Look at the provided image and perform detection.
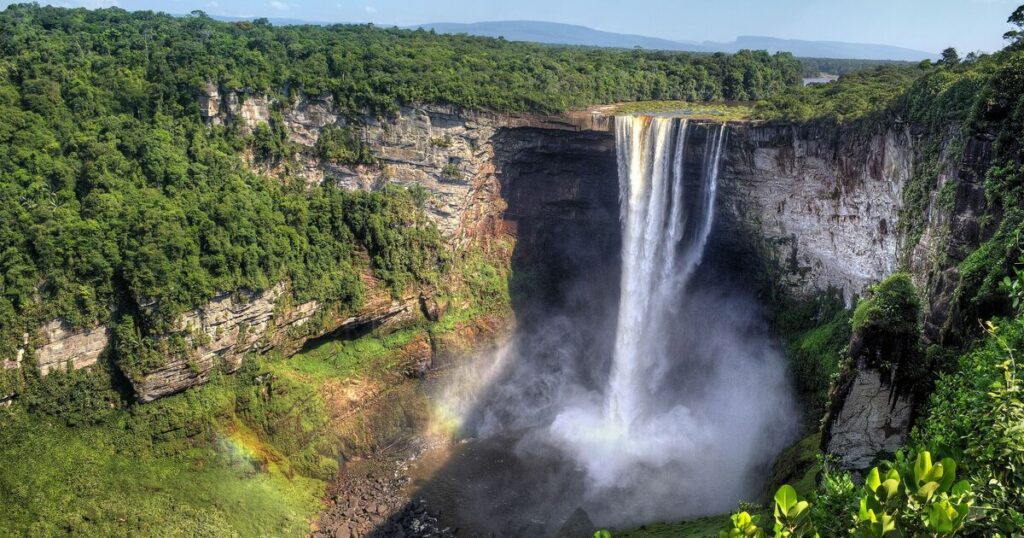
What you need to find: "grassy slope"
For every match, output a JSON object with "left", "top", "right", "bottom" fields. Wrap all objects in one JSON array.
[
  {"left": 0, "top": 386, "right": 324, "bottom": 537},
  {"left": 0, "top": 244, "right": 511, "bottom": 536},
  {"left": 613, "top": 514, "right": 757, "bottom": 538},
  {"left": 0, "top": 322, "right": 450, "bottom": 536}
]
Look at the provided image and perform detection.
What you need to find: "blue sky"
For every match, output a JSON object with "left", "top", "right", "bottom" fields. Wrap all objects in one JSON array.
[{"left": 6, "top": 0, "right": 1021, "bottom": 53}]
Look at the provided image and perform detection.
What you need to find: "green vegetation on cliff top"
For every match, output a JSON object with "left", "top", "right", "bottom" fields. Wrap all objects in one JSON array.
[
  {"left": 0, "top": 2, "right": 800, "bottom": 376},
  {"left": 613, "top": 101, "right": 755, "bottom": 121}
]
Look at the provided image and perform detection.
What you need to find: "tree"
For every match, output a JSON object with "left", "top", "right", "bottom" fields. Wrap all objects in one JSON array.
[
  {"left": 1005, "top": 5, "right": 1024, "bottom": 48},
  {"left": 938, "top": 47, "right": 960, "bottom": 67}
]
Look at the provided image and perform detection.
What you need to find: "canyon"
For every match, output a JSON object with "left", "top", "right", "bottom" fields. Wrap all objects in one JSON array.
[{"left": 3, "top": 85, "right": 989, "bottom": 497}]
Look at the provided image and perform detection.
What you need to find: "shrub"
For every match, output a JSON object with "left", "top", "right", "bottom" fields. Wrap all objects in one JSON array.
[
  {"left": 916, "top": 318, "right": 1024, "bottom": 534},
  {"left": 723, "top": 452, "right": 972, "bottom": 537},
  {"left": 315, "top": 124, "right": 375, "bottom": 164},
  {"left": 809, "top": 468, "right": 857, "bottom": 536},
  {"left": 851, "top": 273, "right": 919, "bottom": 334},
  {"left": 441, "top": 163, "right": 462, "bottom": 180}
]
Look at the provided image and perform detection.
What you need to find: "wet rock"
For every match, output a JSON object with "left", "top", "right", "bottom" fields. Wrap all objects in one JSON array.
[
  {"left": 557, "top": 507, "right": 595, "bottom": 537},
  {"left": 824, "top": 361, "right": 913, "bottom": 472}
]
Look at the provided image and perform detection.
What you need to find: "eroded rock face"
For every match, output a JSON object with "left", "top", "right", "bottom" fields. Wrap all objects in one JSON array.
[
  {"left": 200, "top": 84, "right": 613, "bottom": 240},
  {"left": 492, "top": 126, "right": 620, "bottom": 314},
  {"left": 131, "top": 282, "right": 421, "bottom": 402},
  {"left": 717, "top": 123, "right": 912, "bottom": 302},
  {"left": 198, "top": 82, "right": 270, "bottom": 135},
  {"left": 824, "top": 360, "right": 913, "bottom": 472},
  {"left": 715, "top": 121, "right": 991, "bottom": 472},
  {"left": 35, "top": 320, "right": 111, "bottom": 375},
  {"left": 130, "top": 283, "right": 286, "bottom": 402}
]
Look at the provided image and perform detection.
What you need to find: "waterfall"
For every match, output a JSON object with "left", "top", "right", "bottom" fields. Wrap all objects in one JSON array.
[
  {"left": 606, "top": 116, "right": 725, "bottom": 428},
  {"left": 444, "top": 113, "right": 797, "bottom": 527}
]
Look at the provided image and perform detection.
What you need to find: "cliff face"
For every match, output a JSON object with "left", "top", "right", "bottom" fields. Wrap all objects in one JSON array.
[
  {"left": 716, "top": 120, "right": 992, "bottom": 473},
  {"left": 716, "top": 123, "right": 912, "bottom": 303},
  {"left": 10, "top": 87, "right": 987, "bottom": 443},
  {"left": 4, "top": 89, "right": 615, "bottom": 404},
  {"left": 131, "top": 282, "right": 421, "bottom": 402}
]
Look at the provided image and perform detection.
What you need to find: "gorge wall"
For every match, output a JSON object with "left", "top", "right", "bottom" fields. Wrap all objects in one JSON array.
[
  {"left": 715, "top": 123, "right": 912, "bottom": 303},
  {"left": 6, "top": 85, "right": 988, "bottom": 471},
  {"left": 1, "top": 89, "right": 618, "bottom": 405},
  {"left": 713, "top": 120, "right": 993, "bottom": 472}
]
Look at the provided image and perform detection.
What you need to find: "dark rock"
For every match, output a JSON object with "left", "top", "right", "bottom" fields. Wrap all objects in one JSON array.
[{"left": 557, "top": 507, "right": 595, "bottom": 537}]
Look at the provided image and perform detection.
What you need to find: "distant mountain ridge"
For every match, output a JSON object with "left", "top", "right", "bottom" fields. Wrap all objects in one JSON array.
[
  {"left": 409, "top": 20, "right": 717, "bottom": 53},
  {"left": 412, "top": 20, "right": 938, "bottom": 61}
]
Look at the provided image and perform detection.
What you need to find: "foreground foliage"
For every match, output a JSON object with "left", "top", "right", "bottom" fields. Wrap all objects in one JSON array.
[
  {"left": 720, "top": 452, "right": 973, "bottom": 538},
  {"left": 915, "top": 318, "right": 1024, "bottom": 534}
]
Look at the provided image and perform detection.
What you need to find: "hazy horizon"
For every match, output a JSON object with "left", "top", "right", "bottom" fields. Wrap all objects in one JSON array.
[{"left": 5, "top": 0, "right": 1020, "bottom": 55}]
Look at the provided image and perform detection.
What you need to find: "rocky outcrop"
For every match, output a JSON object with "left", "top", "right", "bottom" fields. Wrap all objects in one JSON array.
[
  {"left": 34, "top": 320, "right": 111, "bottom": 375},
  {"left": 130, "top": 283, "right": 288, "bottom": 402},
  {"left": 823, "top": 360, "right": 912, "bottom": 471},
  {"left": 200, "top": 85, "right": 613, "bottom": 241},
  {"left": 717, "top": 123, "right": 912, "bottom": 302},
  {"left": 131, "top": 282, "right": 422, "bottom": 402},
  {"left": 198, "top": 82, "right": 271, "bottom": 135},
  {"left": 287, "top": 99, "right": 504, "bottom": 238}
]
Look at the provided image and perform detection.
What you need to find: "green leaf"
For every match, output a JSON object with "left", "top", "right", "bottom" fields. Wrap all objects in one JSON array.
[
  {"left": 865, "top": 467, "right": 882, "bottom": 492},
  {"left": 927, "top": 501, "right": 954, "bottom": 532},
  {"left": 950, "top": 480, "right": 972, "bottom": 496},
  {"left": 916, "top": 480, "right": 940, "bottom": 501},
  {"left": 880, "top": 478, "right": 901, "bottom": 501},
  {"left": 914, "top": 451, "right": 933, "bottom": 485},
  {"left": 938, "top": 458, "right": 957, "bottom": 492},
  {"left": 775, "top": 484, "right": 798, "bottom": 513}
]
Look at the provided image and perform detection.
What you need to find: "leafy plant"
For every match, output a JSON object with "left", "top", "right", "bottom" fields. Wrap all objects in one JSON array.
[
  {"left": 720, "top": 511, "right": 766, "bottom": 538},
  {"left": 441, "top": 162, "right": 462, "bottom": 180},
  {"left": 315, "top": 124, "right": 375, "bottom": 164},
  {"left": 725, "top": 454, "right": 971, "bottom": 538},
  {"left": 773, "top": 485, "right": 818, "bottom": 538},
  {"left": 999, "top": 259, "right": 1024, "bottom": 311},
  {"left": 721, "top": 486, "right": 817, "bottom": 538},
  {"left": 810, "top": 467, "right": 858, "bottom": 536},
  {"left": 854, "top": 451, "right": 973, "bottom": 537}
]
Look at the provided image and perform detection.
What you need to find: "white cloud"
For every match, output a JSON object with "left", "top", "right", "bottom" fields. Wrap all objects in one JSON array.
[
  {"left": 270, "top": 0, "right": 289, "bottom": 10},
  {"left": 364, "top": 5, "right": 376, "bottom": 13}
]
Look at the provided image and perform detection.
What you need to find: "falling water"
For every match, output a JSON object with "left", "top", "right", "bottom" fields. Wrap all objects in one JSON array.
[
  {"left": 438, "top": 114, "right": 797, "bottom": 529},
  {"left": 607, "top": 116, "right": 725, "bottom": 427}
]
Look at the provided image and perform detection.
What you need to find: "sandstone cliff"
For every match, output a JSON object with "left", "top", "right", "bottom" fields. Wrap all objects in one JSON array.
[
  {"left": 131, "top": 281, "right": 421, "bottom": 402},
  {"left": 718, "top": 123, "right": 911, "bottom": 303},
  {"left": 3, "top": 88, "right": 614, "bottom": 404},
  {"left": 8, "top": 86, "right": 985, "bottom": 434}
]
